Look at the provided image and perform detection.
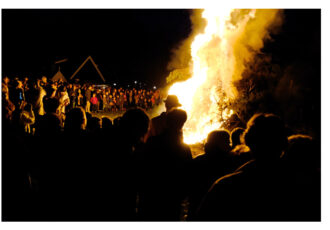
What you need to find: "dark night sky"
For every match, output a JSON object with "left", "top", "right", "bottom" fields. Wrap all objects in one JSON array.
[
  {"left": 2, "top": 9, "right": 320, "bottom": 89},
  {"left": 2, "top": 9, "right": 192, "bottom": 87}
]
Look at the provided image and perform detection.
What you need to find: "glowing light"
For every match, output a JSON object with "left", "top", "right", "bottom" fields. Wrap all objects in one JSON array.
[{"left": 168, "top": 9, "right": 281, "bottom": 144}]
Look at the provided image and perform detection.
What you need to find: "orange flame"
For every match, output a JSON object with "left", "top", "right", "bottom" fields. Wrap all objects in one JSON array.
[{"left": 168, "top": 9, "right": 282, "bottom": 144}]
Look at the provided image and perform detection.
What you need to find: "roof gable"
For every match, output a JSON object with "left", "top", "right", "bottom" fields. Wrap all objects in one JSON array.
[{"left": 70, "top": 56, "right": 106, "bottom": 83}]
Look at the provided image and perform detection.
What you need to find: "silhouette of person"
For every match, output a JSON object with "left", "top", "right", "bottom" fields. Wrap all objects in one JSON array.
[
  {"left": 96, "top": 108, "right": 150, "bottom": 220},
  {"left": 19, "top": 102, "right": 35, "bottom": 134},
  {"left": 189, "top": 130, "right": 233, "bottom": 219},
  {"left": 230, "top": 127, "right": 245, "bottom": 148},
  {"left": 139, "top": 108, "right": 192, "bottom": 221},
  {"left": 229, "top": 127, "right": 253, "bottom": 169},
  {"left": 197, "top": 113, "right": 289, "bottom": 221},
  {"left": 146, "top": 94, "right": 182, "bottom": 140},
  {"left": 280, "top": 134, "right": 320, "bottom": 220}
]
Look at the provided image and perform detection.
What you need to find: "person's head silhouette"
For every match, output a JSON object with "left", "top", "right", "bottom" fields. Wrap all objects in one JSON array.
[
  {"left": 243, "top": 113, "right": 288, "bottom": 161},
  {"left": 164, "top": 95, "right": 182, "bottom": 111}
]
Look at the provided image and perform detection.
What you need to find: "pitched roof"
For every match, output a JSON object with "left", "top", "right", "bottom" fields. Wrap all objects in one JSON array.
[
  {"left": 51, "top": 68, "right": 67, "bottom": 82},
  {"left": 70, "top": 56, "right": 106, "bottom": 83}
]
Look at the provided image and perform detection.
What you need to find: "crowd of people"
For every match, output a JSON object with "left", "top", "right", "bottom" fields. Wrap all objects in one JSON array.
[
  {"left": 3, "top": 76, "right": 162, "bottom": 124},
  {"left": 2, "top": 76, "right": 320, "bottom": 221}
]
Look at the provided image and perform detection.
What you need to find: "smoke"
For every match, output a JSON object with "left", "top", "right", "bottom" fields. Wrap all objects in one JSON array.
[
  {"left": 147, "top": 102, "right": 166, "bottom": 118},
  {"left": 147, "top": 85, "right": 171, "bottom": 118},
  {"left": 166, "top": 10, "right": 206, "bottom": 74},
  {"left": 231, "top": 9, "right": 284, "bottom": 87},
  {"left": 166, "top": 9, "right": 284, "bottom": 99}
]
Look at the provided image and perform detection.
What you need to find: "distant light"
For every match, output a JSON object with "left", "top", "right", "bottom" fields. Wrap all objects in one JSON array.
[
  {"left": 128, "top": 85, "right": 130, "bottom": 87},
  {"left": 113, "top": 83, "right": 117, "bottom": 86},
  {"left": 134, "top": 81, "right": 137, "bottom": 84},
  {"left": 153, "top": 86, "right": 157, "bottom": 90}
]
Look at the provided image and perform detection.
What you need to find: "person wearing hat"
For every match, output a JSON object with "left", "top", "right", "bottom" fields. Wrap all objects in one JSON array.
[
  {"left": 145, "top": 94, "right": 182, "bottom": 141},
  {"left": 163, "top": 95, "right": 182, "bottom": 109}
]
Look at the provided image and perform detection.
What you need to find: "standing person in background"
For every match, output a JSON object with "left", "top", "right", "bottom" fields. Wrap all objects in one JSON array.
[
  {"left": 2, "top": 88, "right": 15, "bottom": 123},
  {"left": 80, "top": 84, "right": 87, "bottom": 108},
  {"left": 57, "top": 86, "right": 70, "bottom": 121},
  {"left": 154, "top": 90, "right": 161, "bottom": 105},
  {"left": 2, "top": 76, "right": 10, "bottom": 97},
  {"left": 108, "top": 95, "right": 114, "bottom": 112},
  {"left": 34, "top": 79, "right": 47, "bottom": 116},
  {"left": 77, "top": 89, "right": 84, "bottom": 107},
  {"left": 151, "top": 94, "right": 155, "bottom": 108},
  {"left": 128, "top": 89, "right": 133, "bottom": 108},
  {"left": 85, "top": 85, "right": 92, "bottom": 113},
  {"left": 23, "top": 77, "right": 29, "bottom": 93},
  {"left": 143, "top": 98, "right": 148, "bottom": 110},
  {"left": 19, "top": 103, "right": 35, "bottom": 135},
  {"left": 134, "top": 92, "right": 139, "bottom": 107},
  {"left": 40, "top": 76, "right": 48, "bottom": 87},
  {"left": 102, "top": 91, "right": 108, "bottom": 112},
  {"left": 67, "top": 84, "right": 76, "bottom": 111},
  {"left": 47, "top": 82, "right": 58, "bottom": 99},
  {"left": 119, "top": 92, "right": 125, "bottom": 111},
  {"left": 96, "top": 89, "right": 102, "bottom": 112},
  {"left": 90, "top": 93, "right": 98, "bottom": 113},
  {"left": 10, "top": 79, "right": 25, "bottom": 110}
]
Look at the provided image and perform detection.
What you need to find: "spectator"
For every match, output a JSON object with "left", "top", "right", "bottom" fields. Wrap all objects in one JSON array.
[
  {"left": 2, "top": 76, "right": 10, "bottom": 97},
  {"left": 36, "top": 97, "right": 62, "bottom": 137},
  {"left": 57, "top": 85, "right": 70, "bottom": 119},
  {"left": 10, "top": 79, "right": 25, "bottom": 109},
  {"left": 189, "top": 130, "right": 233, "bottom": 219},
  {"left": 280, "top": 134, "right": 320, "bottom": 220},
  {"left": 77, "top": 89, "right": 84, "bottom": 107},
  {"left": 139, "top": 109, "right": 192, "bottom": 221},
  {"left": 146, "top": 94, "right": 182, "bottom": 140},
  {"left": 2, "top": 88, "right": 15, "bottom": 122},
  {"left": 85, "top": 85, "right": 92, "bottom": 113},
  {"left": 90, "top": 93, "right": 98, "bottom": 112},
  {"left": 19, "top": 103, "right": 35, "bottom": 134},
  {"left": 33, "top": 79, "right": 47, "bottom": 116},
  {"left": 197, "top": 113, "right": 289, "bottom": 221},
  {"left": 2, "top": 77, "right": 320, "bottom": 222},
  {"left": 230, "top": 127, "right": 245, "bottom": 148}
]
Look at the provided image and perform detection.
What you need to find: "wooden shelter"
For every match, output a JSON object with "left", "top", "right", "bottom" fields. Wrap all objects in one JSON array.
[
  {"left": 51, "top": 67, "right": 67, "bottom": 82},
  {"left": 70, "top": 56, "right": 106, "bottom": 83}
]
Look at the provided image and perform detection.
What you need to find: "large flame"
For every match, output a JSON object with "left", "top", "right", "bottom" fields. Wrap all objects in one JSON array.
[{"left": 168, "top": 9, "right": 281, "bottom": 144}]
